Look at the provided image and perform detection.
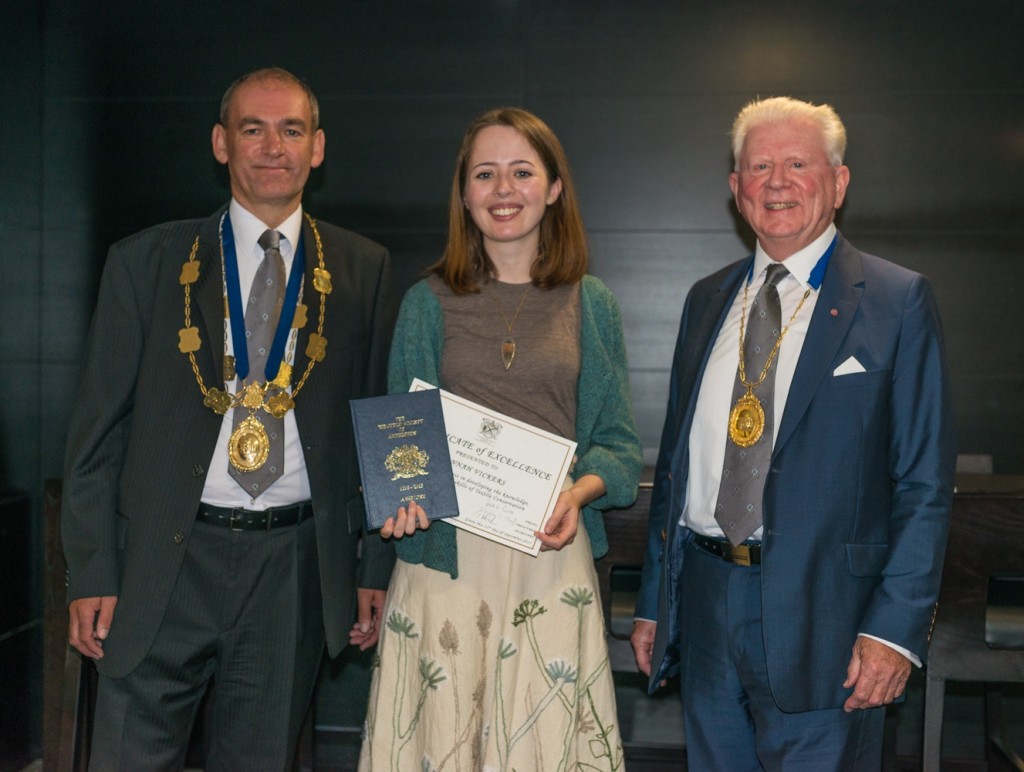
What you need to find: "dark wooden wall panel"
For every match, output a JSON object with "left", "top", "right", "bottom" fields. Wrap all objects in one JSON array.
[
  {"left": 548, "top": 94, "right": 740, "bottom": 233},
  {"left": 839, "top": 94, "right": 1024, "bottom": 232},
  {"left": 2, "top": 1, "right": 44, "bottom": 753},
  {"left": 5, "top": 233, "right": 42, "bottom": 361},
  {"left": 589, "top": 232, "right": 749, "bottom": 372},
  {"left": 1, "top": 0, "right": 43, "bottom": 503}
]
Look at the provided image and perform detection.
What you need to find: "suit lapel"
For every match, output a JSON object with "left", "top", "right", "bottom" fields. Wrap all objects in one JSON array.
[
  {"left": 674, "top": 260, "right": 749, "bottom": 459},
  {"left": 194, "top": 208, "right": 228, "bottom": 386},
  {"left": 774, "top": 235, "right": 864, "bottom": 455}
]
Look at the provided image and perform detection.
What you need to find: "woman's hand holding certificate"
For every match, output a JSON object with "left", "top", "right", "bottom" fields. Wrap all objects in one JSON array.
[
  {"left": 410, "top": 378, "right": 579, "bottom": 556},
  {"left": 535, "top": 473, "right": 607, "bottom": 551}
]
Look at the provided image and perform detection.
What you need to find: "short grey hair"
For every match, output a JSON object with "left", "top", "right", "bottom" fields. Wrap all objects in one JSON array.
[
  {"left": 731, "top": 96, "right": 846, "bottom": 169},
  {"left": 219, "top": 67, "right": 320, "bottom": 132}
]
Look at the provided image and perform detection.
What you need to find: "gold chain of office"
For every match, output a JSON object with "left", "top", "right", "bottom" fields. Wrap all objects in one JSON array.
[
  {"left": 177, "top": 212, "right": 332, "bottom": 420},
  {"left": 728, "top": 278, "right": 811, "bottom": 448}
]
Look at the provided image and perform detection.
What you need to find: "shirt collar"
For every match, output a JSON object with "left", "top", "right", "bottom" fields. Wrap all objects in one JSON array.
[
  {"left": 228, "top": 199, "right": 304, "bottom": 262},
  {"left": 752, "top": 223, "right": 837, "bottom": 289}
]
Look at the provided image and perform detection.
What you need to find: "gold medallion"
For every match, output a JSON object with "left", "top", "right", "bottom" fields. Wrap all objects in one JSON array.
[
  {"left": 306, "top": 333, "right": 327, "bottom": 362},
  {"left": 241, "top": 381, "right": 264, "bottom": 409},
  {"left": 271, "top": 361, "right": 292, "bottom": 389},
  {"left": 228, "top": 414, "right": 270, "bottom": 472},
  {"left": 728, "top": 392, "right": 765, "bottom": 448},
  {"left": 178, "top": 326, "right": 201, "bottom": 353},
  {"left": 313, "top": 267, "right": 333, "bottom": 294},
  {"left": 266, "top": 391, "right": 295, "bottom": 418},
  {"left": 179, "top": 261, "right": 199, "bottom": 285},
  {"left": 203, "top": 387, "right": 232, "bottom": 415}
]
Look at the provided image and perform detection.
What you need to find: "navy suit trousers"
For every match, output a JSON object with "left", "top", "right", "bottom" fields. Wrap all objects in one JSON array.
[{"left": 679, "top": 540, "right": 885, "bottom": 771}]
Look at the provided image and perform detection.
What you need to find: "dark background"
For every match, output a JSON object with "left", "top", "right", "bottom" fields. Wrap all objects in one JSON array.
[{"left": 3, "top": 0, "right": 1023, "bottom": 761}]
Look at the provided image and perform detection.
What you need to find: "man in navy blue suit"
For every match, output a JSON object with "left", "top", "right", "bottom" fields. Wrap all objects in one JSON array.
[{"left": 632, "top": 97, "right": 955, "bottom": 768}]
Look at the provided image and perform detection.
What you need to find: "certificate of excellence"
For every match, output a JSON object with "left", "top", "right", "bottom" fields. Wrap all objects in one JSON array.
[
  {"left": 409, "top": 378, "right": 578, "bottom": 556},
  {"left": 350, "top": 388, "right": 460, "bottom": 531}
]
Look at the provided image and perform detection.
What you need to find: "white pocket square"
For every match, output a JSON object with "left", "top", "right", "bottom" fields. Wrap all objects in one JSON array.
[{"left": 833, "top": 356, "right": 866, "bottom": 376}]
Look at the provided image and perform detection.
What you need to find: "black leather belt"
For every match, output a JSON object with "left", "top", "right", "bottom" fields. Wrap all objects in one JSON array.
[
  {"left": 692, "top": 533, "right": 761, "bottom": 566},
  {"left": 196, "top": 501, "right": 314, "bottom": 531}
]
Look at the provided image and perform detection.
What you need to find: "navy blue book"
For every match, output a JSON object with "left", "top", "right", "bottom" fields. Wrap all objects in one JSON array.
[{"left": 350, "top": 388, "right": 460, "bottom": 530}]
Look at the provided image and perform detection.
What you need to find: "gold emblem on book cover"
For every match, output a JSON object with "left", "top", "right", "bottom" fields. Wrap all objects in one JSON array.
[{"left": 385, "top": 445, "right": 430, "bottom": 481}]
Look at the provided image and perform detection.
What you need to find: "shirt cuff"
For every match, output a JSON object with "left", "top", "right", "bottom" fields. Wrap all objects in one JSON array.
[{"left": 858, "top": 633, "right": 922, "bottom": 668}]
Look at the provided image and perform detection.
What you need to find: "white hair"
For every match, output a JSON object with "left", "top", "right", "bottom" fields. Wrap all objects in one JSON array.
[{"left": 731, "top": 96, "right": 847, "bottom": 169}]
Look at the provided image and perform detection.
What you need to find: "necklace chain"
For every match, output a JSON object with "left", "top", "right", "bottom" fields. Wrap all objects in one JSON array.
[
  {"left": 180, "top": 212, "right": 330, "bottom": 415},
  {"left": 491, "top": 282, "right": 531, "bottom": 333},
  {"left": 489, "top": 281, "right": 531, "bottom": 371},
  {"left": 736, "top": 275, "right": 810, "bottom": 390}
]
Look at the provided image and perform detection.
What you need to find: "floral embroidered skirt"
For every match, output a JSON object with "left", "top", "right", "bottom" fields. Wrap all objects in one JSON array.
[{"left": 358, "top": 523, "right": 624, "bottom": 772}]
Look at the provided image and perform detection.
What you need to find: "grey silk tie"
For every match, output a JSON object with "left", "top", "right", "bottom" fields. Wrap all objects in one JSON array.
[
  {"left": 714, "top": 262, "right": 788, "bottom": 546},
  {"left": 229, "top": 229, "right": 286, "bottom": 496}
]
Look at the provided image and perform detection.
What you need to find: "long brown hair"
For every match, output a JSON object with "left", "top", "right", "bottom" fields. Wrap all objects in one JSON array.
[{"left": 431, "top": 107, "right": 588, "bottom": 294}]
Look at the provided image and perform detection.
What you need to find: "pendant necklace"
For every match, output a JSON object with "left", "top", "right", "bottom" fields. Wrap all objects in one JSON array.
[
  {"left": 728, "top": 280, "right": 810, "bottom": 448},
  {"left": 728, "top": 237, "right": 837, "bottom": 447},
  {"left": 490, "top": 282, "right": 532, "bottom": 370}
]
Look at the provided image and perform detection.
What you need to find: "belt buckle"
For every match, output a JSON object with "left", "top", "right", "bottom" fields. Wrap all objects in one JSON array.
[
  {"left": 228, "top": 509, "right": 246, "bottom": 532},
  {"left": 724, "top": 543, "right": 752, "bottom": 567}
]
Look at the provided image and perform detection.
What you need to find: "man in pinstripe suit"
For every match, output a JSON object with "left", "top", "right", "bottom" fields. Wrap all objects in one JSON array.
[{"left": 62, "top": 68, "right": 396, "bottom": 769}]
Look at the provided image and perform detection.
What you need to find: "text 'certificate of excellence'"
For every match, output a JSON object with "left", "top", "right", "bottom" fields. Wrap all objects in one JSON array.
[{"left": 409, "top": 378, "right": 578, "bottom": 556}]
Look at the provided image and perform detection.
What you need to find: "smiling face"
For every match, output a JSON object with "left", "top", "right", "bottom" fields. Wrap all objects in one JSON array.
[
  {"left": 729, "top": 117, "right": 850, "bottom": 260},
  {"left": 463, "top": 125, "right": 563, "bottom": 265},
  {"left": 211, "top": 77, "right": 325, "bottom": 227}
]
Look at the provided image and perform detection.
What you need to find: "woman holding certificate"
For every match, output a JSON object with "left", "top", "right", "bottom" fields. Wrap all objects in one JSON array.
[{"left": 359, "top": 107, "right": 642, "bottom": 771}]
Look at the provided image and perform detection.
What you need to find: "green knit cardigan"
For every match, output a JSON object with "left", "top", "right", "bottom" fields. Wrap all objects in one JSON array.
[{"left": 387, "top": 274, "right": 643, "bottom": 578}]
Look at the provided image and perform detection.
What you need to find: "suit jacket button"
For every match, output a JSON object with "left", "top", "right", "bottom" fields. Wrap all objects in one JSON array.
[
  {"left": 667, "top": 472, "right": 673, "bottom": 481},
  {"left": 192, "top": 464, "right": 205, "bottom": 477},
  {"left": 173, "top": 532, "right": 185, "bottom": 544},
  {"left": 661, "top": 528, "right": 667, "bottom": 542}
]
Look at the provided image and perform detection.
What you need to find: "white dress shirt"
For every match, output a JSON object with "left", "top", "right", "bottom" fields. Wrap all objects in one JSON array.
[
  {"left": 199, "top": 200, "right": 313, "bottom": 509},
  {"left": 682, "top": 225, "right": 833, "bottom": 539}
]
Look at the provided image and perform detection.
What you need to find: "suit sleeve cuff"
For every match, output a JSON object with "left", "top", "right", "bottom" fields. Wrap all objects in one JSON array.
[{"left": 858, "top": 633, "right": 922, "bottom": 668}]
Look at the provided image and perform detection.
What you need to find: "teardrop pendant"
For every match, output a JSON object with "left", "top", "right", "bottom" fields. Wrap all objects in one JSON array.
[{"left": 501, "top": 336, "right": 516, "bottom": 370}]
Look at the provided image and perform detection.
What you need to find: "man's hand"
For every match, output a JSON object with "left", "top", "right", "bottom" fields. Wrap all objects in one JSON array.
[
  {"left": 631, "top": 620, "right": 658, "bottom": 678},
  {"left": 68, "top": 596, "right": 118, "bottom": 659},
  {"left": 842, "top": 636, "right": 911, "bottom": 711},
  {"left": 349, "top": 588, "right": 386, "bottom": 651}
]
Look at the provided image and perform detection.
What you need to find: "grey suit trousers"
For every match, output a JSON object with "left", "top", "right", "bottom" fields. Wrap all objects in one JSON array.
[{"left": 89, "top": 516, "right": 324, "bottom": 771}]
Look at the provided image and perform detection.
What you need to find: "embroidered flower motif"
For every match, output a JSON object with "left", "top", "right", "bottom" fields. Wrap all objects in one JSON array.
[
  {"left": 511, "top": 598, "right": 546, "bottom": 626},
  {"left": 438, "top": 619, "right": 459, "bottom": 654}
]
